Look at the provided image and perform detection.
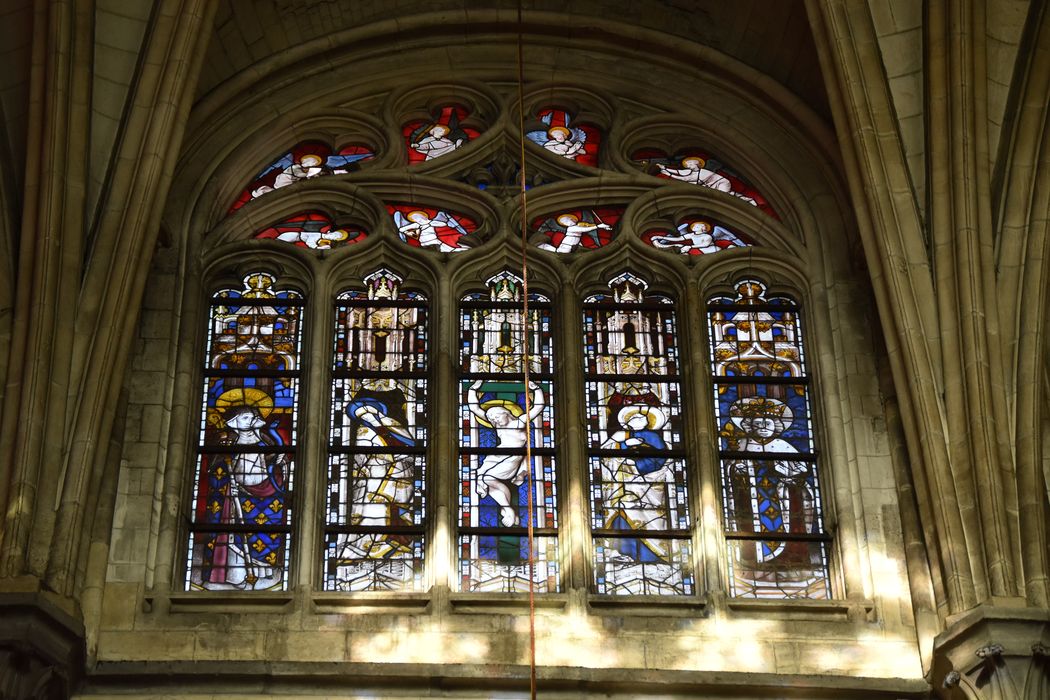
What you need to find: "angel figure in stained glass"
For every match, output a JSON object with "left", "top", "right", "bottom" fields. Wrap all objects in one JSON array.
[
  {"left": 251, "top": 153, "right": 328, "bottom": 198},
  {"left": 649, "top": 220, "right": 740, "bottom": 255},
  {"left": 394, "top": 209, "right": 470, "bottom": 251},
  {"left": 725, "top": 396, "right": 815, "bottom": 562},
  {"left": 204, "top": 389, "right": 287, "bottom": 589},
  {"left": 275, "top": 224, "right": 354, "bottom": 249},
  {"left": 658, "top": 155, "right": 758, "bottom": 206},
  {"left": 410, "top": 123, "right": 466, "bottom": 161},
  {"left": 468, "top": 380, "right": 546, "bottom": 527},
  {"left": 537, "top": 212, "right": 612, "bottom": 253},
  {"left": 527, "top": 110, "right": 589, "bottom": 161}
]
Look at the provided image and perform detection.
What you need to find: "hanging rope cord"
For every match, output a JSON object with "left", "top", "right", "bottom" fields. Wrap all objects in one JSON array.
[{"left": 515, "top": 6, "right": 538, "bottom": 700}]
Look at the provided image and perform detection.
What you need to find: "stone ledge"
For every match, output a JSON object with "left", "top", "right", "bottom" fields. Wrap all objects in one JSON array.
[
  {"left": 727, "top": 597, "right": 875, "bottom": 621},
  {"left": 160, "top": 592, "right": 294, "bottom": 614},
  {"left": 588, "top": 592, "right": 707, "bottom": 615},
  {"left": 311, "top": 590, "right": 431, "bottom": 613},
  {"left": 82, "top": 660, "right": 931, "bottom": 698},
  {"left": 448, "top": 591, "right": 570, "bottom": 612}
]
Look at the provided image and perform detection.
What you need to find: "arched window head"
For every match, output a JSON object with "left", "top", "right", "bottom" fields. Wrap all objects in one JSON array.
[
  {"left": 186, "top": 272, "right": 303, "bottom": 591},
  {"left": 458, "top": 271, "right": 558, "bottom": 592},
  {"left": 707, "top": 278, "right": 831, "bottom": 599},
  {"left": 324, "top": 269, "right": 428, "bottom": 591},
  {"left": 583, "top": 272, "right": 694, "bottom": 595}
]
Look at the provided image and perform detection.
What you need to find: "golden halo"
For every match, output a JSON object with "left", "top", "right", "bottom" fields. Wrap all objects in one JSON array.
[
  {"left": 299, "top": 153, "right": 323, "bottom": 166},
  {"left": 215, "top": 387, "right": 274, "bottom": 420},
  {"left": 475, "top": 399, "right": 524, "bottom": 428},
  {"left": 617, "top": 404, "right": 665, "bottom": 430}
]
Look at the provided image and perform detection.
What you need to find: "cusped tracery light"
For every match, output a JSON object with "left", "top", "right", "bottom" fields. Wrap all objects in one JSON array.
[
  {"left": 584, "top": 272, "right": 694, "bottom": 596},
  {"left": 458, "top": 272, "right": 559, "bottom": 593},
  {"left": 324, "top": 269, "right": 428, "bottom": 592},
  {"left": 402, "top": 104, "right": 482, "bottom": 165},
  {"left": 707, "top": 279, "right": 831, "bottom": 599},
  {"left": 186, "top": 272, "right": 303, "bottom": 592},
  {"left": 387, "top": 204, "right": 479, "bottom": 252},
  {"left": 230, "top": 141, "right": 375, "bottom": 212},
  {"left": 525, "top": 107, "right": 601, "bottom": 168},
  {"left": 254, "top": 211, "right": 367, "bottom": 249},
  {"left": 641, "top": 216, "right": 752, "bottom": 255},
  {"left": 531, "top": 207, "right": 622, "bottom": 254},
  {"left": 631, "top": 148, "right": 776, "bottom": 218}
]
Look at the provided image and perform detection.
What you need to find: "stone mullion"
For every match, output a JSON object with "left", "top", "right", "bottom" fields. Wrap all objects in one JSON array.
[
  {"left": 928, "top": 0, "right": 1018, "bottom": 602},
  {"left": 430, "top": 273, "right": 454, "bottom": 595},
  {"left": 805, "top": 276, "right": 870, "bottom": 602},
  {"left": 807, "top": 0, "right": 979, "bottom": 613},
  {"left": 44, "top": 0, "right": 217, "bottom": 597},
  {"left": 557, "top": 278, "right": 589, "bottom": 595},
  {"left": 148, "top": 264, "right": 204, "bottom": 597},
  {"left": 295, "top": 268, "right": 329, "bottom": 593},
  {"left": 0, "top": 0, "right": 91, "bottom": 581},
  {"left": 682, "top": 282, "right": 723, "bottom": 602}
]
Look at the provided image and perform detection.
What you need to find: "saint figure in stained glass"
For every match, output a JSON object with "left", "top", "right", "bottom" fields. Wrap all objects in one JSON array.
[
  {"left": 202, "top": 390, "right": 288, "bottom": 589},
  {"left": 467, "top": 380, "right": 546, "bottom": 527}
]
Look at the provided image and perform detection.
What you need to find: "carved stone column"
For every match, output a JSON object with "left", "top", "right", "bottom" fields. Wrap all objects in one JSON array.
[
  {"left": 932, "top": 606, "right": 1050, "bottom": 699},
  {"left": 0, "top": 592, "right": 84, "bottom": 700}
]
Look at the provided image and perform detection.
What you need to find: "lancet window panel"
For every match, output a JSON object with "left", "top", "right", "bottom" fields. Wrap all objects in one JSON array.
[
  {"left": 583, "top": 273, "right": 694, "bottom": 596},
  {"left": 323, "top": 270, "right": 428, "bottom": 592},
  {"left": 186, "top": 272, "right": 303, "bottom": 592},
  {"left": 707, "top": 279, "right": 831, "bottom": 599},
  {"left": 458, "top": 272, "right": 559, "bottom": 593}
]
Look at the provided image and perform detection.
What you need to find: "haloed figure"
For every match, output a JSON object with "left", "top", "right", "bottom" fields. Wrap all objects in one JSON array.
[
  {"left": 542, "top": 125, "right": 586, "bottom": 159},
  {"left": 468, "top": 380, "right": 545, "bottom": 527},
  {"left": 206, "top": 401, "right": 287, "bottom": 589},
  {"left": 411, "top": 124, "right": 464, "bottom": 160}
]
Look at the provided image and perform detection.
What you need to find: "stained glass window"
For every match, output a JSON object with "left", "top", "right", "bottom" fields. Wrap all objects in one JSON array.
[
  {"left": 230, "top": 141, "right": 375, "bottom": 212},
  {"left": 526, "top": 108, "right": 600, "bottom": 167},
  {"left": 642, "top": 216, "right": 752, "bottom": 255},
  {"left": 583, "top": 273, "right": 694, "bottom": 595},
  {"left": 631, "top": 148, "right": 777, "bottom": 218},
  {"left": 186, "top": 272, "right": 303, "bottom": 591},
  {"left": 255, "top": 211, "right": 367, "bottom": 249},
  {"left": 458, "top": 272, "right": 558, "bottom": 592},
  {"left": 388, "top": 204, "right": 479, "bottom": 252},
  {"left": 403, "top": 105, "right": 480, "bottom": 164},
  {"left": 708, "top": 279, "right": 831, "bottom": 598},
  {"left": 532, "top": 207, "right": 622, "bottom": 254},
  {"left": 323, "top": 270, "right": 427, "bottom": 591}
]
